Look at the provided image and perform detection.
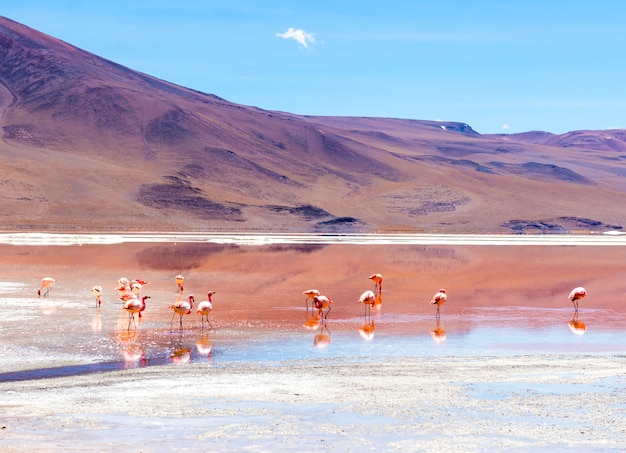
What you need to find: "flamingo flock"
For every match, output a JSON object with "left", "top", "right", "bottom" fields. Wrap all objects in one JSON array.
[{"left": 35, "top": 273, "right": 589, "bottom": 342}]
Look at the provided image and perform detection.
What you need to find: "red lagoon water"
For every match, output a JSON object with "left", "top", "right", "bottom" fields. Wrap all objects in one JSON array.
[{"left": 1, "top": 235, "right": 625, "bottom": 380}]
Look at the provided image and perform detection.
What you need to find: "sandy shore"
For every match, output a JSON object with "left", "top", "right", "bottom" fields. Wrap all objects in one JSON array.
[{"left": 1, "top": 354, "right": 625, "bottom": 452}]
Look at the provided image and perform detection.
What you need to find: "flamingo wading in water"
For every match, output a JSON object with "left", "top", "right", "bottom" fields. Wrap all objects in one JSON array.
[
  {"left": 313, "top": 295, "right": 332, "bottom": 319},
  {"left": 303, "top": 289, "right": 320, "bottom": 313},
  {"left": 38, "top": 278, "right": 57, "bottom": 298},
  {"left": 91, "top": 285, "right": 103, "bottom": 307},
  {"left": 358, "top": 290, "right": 376, "bottom": 318},
  {"left": 170, "top": 294, "right": 194, "bottom": 330},
  {"left": 197, "top": 291, "right": 215, "bottom": 329},
  {"left": 569, "top": 287, "right": 587, "bottom": 311},
  {"left": 430, "top": 288, "right": 447, "bottom": 318},
  {"left": 122, "top": 295, "right": 151, "bottom": 330},
  {"left": 369, "top": 274, "right": 383, "bottom": 297},
  {"left": 175, "top": 275, "right": 185, "bottom": 295}
]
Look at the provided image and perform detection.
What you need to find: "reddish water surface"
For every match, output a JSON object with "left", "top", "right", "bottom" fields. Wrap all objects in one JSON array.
[{"left": 1, "top": 235, "right": 625, "bottom": 381}]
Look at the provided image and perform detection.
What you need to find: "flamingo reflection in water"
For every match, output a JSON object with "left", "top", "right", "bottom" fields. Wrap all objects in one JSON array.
[
  {"left": 303, "top": 312, "right": 321, "bottom": 330},
  {"left": 170, "top": 348, "right": 192, "bottom": 364},
  {"left": 169, "top": 334, "right": 192, "bottom": 364},
  {"left": 569, "top": 286, "right": 587, "bottom": 312},
  {"left": 314, "top": 321, "right": 332, "bottom": 348},
  {"left": 358, "top": 320, "right": 375, "bottom": 341},
  {"left": 196, "top": 333, "right": 213, "bottom": 359},
  {"left": 170, "top": 294, "right": 194, "bottom": 331},
  {"left": 303, "top": 289, "right": 320, "bottom": 314},
  {"left": 568, "top": 309, "right": 587, "bottom": 335},
  {"left": 91, "top": 308, "right": 102, "bottom": 333},
  {"left": 196, "top": 291, "right": 215, "bottom": 329},
  {"left": 37, "top": 277, "right": 57, "bottom": 298},
  {"left": 116, "top": 330, "right": 146, "bottom": 366},
  {"left": 430, "top": 315, "right": 447, "bottom": 344}
]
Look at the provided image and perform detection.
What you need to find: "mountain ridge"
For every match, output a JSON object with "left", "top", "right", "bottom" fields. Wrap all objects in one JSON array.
[{"left": 1, "top": 16, "right": 624, "bottom": 233}]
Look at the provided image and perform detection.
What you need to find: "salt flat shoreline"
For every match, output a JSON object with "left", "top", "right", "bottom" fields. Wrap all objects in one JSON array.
[
  {"left": 1, "top": 231, "right": 626, "bottom": 246},
  {"left": 1, "top": 354, "right": 625, "bottom": 451}
]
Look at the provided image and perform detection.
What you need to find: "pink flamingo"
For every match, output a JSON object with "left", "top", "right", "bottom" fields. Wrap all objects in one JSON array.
[
  {"left": 303, "top": 289, "right": 320, "bottom": 313},
  {"left": 358, "top": 290, "right": 376, "bottom": 318},
  {"left": 196, "top": 291, "right": 215, "bottom": 328},
  {"left": 313, "top": 295, "right": 332, "bottom": 319},
  {"left": 91, "top": 285, "right": 103, "bottom": 307},
  {"left": 368, "top": 273, "right": 383, "bottom": 297},
  {"left": 170, "top": 294, "right": 194, "bottom": 330},
  {"left": 430, "top": 288, "right": 447, "bottom": 317},
  {"left": 122, "top": 295, "right": 151, "bottom": 330},
  {"left": 175, "top": 275, "right": 185, "bottom": 294},
  {"left": 37, "top": 277, "right": 57, "bottom": 298},
  {"left": 568, "top": 287, "right": 587, "bottom": 311}
]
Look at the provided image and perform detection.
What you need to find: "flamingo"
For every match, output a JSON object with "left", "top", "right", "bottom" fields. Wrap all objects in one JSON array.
[
  {"left": 91, "top": 285, "right": 103, "bottom": 307},
  {"left": 568, "top": 287, "right": 587, "bottom": 311},
  {"left": 303, "top": 289, "right": 320, "bottom": 313},
  {"left": 313, "top": 295, "right": 332, "bottom": 319},
  {"left": 131, "top": 282, "right": 143, "bottom": 297},
  {"left": 115, "top": 281, "right": 130, "bottom": 297},
  {"left": 170, "top": 294, "right": 194, "bottom": 330},
  {"left": 122, "top": 295, "right": 151, "bottom": 330},
  {"left": 175, "top": 275, "right": 185, "bottom": 294},
  {"left": 118, "top": 288, "right": 137, "bottom": 302},
  {"left": 369, "top": 273, "right": 383, "bottom": 297},
  {"left": 358, "top": 290, "right": 376, "bottom": 318},
  {"left": 37, "top": 277, "right": 57, "bottom": 298},
  {"left": 196, "top": 291, "right": 215, "bottom": 328},
  {"left": 430, "top": 288, "right": 447, "bottom": 318}
]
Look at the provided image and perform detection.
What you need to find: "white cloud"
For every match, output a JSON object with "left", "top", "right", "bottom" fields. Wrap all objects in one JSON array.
[
  {"left": 276, "top": 28, "right": 315, "bottom": 48},
  {"left": 502, "top": 123, "right": 510, "bottom": 130}
]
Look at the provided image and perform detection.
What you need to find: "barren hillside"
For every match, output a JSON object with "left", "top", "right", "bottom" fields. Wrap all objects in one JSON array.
[{"left": 1, "top": 16, "right": 624, "bottom": 233}]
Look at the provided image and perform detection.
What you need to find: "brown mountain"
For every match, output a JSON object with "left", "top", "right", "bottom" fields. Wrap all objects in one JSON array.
[{"left": 1, "top": 16, "right": 624, "bottom": 233}]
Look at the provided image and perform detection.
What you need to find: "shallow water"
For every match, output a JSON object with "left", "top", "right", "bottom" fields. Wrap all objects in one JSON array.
[{"left": 1, "top": 234, "right": 625, "bottom": 381}]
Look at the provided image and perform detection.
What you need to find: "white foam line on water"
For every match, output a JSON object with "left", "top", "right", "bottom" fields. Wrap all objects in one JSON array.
[{"left": 0, "top": 232, "right": 625, "bottom": 246}]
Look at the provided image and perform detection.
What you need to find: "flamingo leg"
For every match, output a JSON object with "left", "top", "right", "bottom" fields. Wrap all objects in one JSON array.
[
  {"left": 170, "top": 312, "right": 176, "bottom": 331},
  {"left": 127, "top": 313, "right": 136, "bottom": 331},
  {"left": 324, "top": 305, "right": 331, "bottom": 319}
]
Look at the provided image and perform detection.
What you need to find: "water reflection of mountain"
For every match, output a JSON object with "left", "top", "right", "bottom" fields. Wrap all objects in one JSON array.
[{"left": 136, "top": 243, "right": 238, "bottom": 270}]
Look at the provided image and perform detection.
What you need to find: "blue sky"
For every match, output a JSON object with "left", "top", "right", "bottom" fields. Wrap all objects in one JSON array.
[{"left": 2, "top": 1, "right": 625, "bottom": 134}]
